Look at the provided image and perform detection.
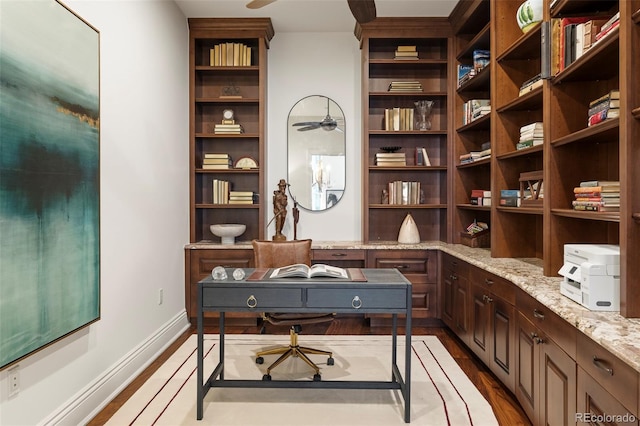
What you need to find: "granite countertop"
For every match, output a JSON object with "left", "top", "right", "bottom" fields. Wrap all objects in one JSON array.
[{"left": 185, "top": 240, "right": 640, "bottom": 373}]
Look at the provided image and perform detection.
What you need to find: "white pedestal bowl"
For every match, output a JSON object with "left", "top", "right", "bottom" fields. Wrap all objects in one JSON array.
[{"left": 210, "top": 224, "right": 246, "bottom": 245}]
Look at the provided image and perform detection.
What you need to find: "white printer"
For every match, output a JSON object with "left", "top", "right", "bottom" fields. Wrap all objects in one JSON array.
[{"left": 558, "top": 244, "right": 620, "bottom": 311}]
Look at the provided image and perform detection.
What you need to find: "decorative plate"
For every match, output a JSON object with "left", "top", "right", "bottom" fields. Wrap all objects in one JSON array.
[
  {"left": 234, "top": 156, "right": 258, "bottom": 169},
  {"left": 380, "top": 146, "right": 401, "bottom": 153}
]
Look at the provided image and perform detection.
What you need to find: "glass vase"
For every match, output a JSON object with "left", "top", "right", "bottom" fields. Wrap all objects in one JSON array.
[{"left": 414, "top": 100, "right": 434, "bottom": 131}]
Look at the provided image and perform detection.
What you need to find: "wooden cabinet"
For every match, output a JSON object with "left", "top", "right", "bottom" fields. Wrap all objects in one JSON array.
[
  {"left": 440, "top": 253, "right": 471, "bottom": 344},
  {"left": 515, "top": 289, "right": 577, "bottom": 426},
  {"left": 355, "top": 18, "right": 452, "bottom": 243},
  {"left": 187, "top": 18, "right": 273, "bottom": 244},
  {"left": 577, "top": 332, "right": 639, "bottom": 420},
  {"left": 367, "top": 249, "right": 438, "bottom": 325},
  {"left": 468, "top": 266, "right": 516, "bottom": 390},
  {"left": 184, "top": 248, "right": 255, "bottom": 323},
  {"left": 450, "top": 0, "right": 492, "bottom": 243}
]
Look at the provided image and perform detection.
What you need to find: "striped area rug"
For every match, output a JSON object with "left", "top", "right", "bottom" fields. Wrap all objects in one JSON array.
[{"left": 105, "top": 335, "right": 498, "bottom": 426}]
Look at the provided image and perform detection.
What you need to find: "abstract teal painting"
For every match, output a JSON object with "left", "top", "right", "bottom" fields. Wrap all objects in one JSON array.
[{"left": 0, "top": 0, "right": 100, "bottom": 369}]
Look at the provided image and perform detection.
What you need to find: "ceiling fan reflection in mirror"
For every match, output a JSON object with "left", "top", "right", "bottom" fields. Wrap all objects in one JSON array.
[
  {"left": 292, "top": 97, "right": 343, "bottom": 132},
  {"left": 246, "top": 0, "right": 377, "bottom": 24}
]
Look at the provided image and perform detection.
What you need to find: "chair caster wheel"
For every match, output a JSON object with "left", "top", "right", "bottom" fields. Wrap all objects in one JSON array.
[
  {"left": 313, "top": 374, "right": 321, "bottom": 381},
  {"left": 327, "top": 357, "right": 334, "bottom": 366},
  {"left": 256, "top": 357, "right": 264, "bottom": 364},
  {"left": 262, "top": 374, "right": 272, "bottom": 381}
]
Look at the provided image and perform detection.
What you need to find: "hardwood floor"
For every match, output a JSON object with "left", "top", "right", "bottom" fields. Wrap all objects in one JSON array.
[{"left": 87, "top": 315, "right": 531, "bottom": 425}]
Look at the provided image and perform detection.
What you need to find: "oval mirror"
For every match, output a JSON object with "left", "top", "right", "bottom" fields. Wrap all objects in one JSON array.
[{"left": 287, "top": 95, "right": 345, "bottom": 211}]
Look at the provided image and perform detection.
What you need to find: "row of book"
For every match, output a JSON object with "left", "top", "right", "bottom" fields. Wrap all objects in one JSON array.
[
  {"left": 470, "top": 189, "right": 492, "bottom": 207},
  {"left": 383, "top": 107, "right": 415, "bottom": 131},
  {"left": 214, "top": 123, "right": 243, "bottom": 134},
  {"left": 388, "top": 81, "right": 422, "bottom": 92},
  {"left": 461, "top": 99, "right": 490, "bottom": 126},
  {"left": 572, "top": 180, "right": 619, "bottom": 212},
  {"left": 202, "top": 153, "right": 232, "bottom": 169},
  {"left": 209, "top": 42, "right": 252, "bottom": 67},
  {"left": 517, "top": 122, "right": 543, "bottom": 150},
  {"left": 385, "top": 181, "right": 422, "bottom": 205},
  {"left": 212, "top": 179, "right": 256, "bottom": 204},
  {"left": 499, "top": 189, "right": 522, "bottom": 207},
  {"left": 460, "top": 141, "right": 491, "bottom": 164},
  {"left": 375, "top": 148, "right": 433, "bottom": 167},
  {"left": 549, "top": 12, "right": 619, "bottom": 76},
  {"left": 456, "top": 50, "right": 490, "bottom": 88},
  {"left": 588, "top": 89, "right": 620, "bottom": 127},
  {"left": 394, "top": 45, "right": 419, "bottom": 60}
]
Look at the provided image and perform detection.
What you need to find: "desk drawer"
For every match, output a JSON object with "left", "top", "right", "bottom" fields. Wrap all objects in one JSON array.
[
  {"left": 307, "top": 288, "right": 407, "bottom": 310},
  {"left": 202, "top": 287, "right": 302, "bottom": 309}
]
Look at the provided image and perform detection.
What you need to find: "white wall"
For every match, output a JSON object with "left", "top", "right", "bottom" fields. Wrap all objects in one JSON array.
[
  {"left": 0, "top": 1, "right": 190, "bottom": 424},
  {"left": 0, "top": 3, "right": 363, "bottom": 425},
  {"left": 267, "top": 32, "right": 362, "bottom": 241}
]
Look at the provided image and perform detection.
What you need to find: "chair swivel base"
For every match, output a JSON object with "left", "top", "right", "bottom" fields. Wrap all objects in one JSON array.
[{"left": 256, "top": 328, "right": 334, "bottom": 381}]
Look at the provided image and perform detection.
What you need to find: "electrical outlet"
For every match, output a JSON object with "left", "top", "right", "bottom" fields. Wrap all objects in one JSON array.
[
  {"left": 158, "top": 288, "right": 163, "bottom": 305},
  {"left": 8, "top": 365, "right": 19, "bottom": 397}
]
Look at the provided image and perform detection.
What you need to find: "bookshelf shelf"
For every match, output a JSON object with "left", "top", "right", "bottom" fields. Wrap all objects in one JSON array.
[
  {"left": 552, "top": 29, "right": 619, "bottom": 83},
  {"left": 496, "top": 206, "right": 544, "bottom": 215},
  {"left": 496, "top": 88, "right": 543, "bottom": 112},
  {"left": 495, "top": 24, "right": 541, "bottom": 62},
  {"left": 551, "top": 208, "right": 620, "bottom": 222},
  {"left": 456, "top": 113, "right": 491, "bottom": 132},
  {"left": 496, "top": 145, "right": 543, "bottom": 160},
  {"left": 457, "top": 23, "right": 491, "bottom": 61},
  {"left": 457, "top": 204, "right": 491, "bottom": 211},
  {"left": 550, "top": 118, "right": 619, "bottom": 147}
]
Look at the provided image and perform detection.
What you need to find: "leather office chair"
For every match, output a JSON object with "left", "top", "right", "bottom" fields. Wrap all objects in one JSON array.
[{"left": 251, "top": 239, "right": 335, "bottom": 381}]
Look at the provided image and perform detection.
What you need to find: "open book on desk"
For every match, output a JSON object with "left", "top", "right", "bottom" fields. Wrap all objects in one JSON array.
[{"left": 269, "top": 263, "right": 349, "bottom": 279}]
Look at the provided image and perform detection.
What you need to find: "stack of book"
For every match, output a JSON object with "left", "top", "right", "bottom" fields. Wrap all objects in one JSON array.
[
  {"left": 383, "top": 107, "right": 414, "bottom": 131},
  {"left": 209, "top": 42, "right": 252, "bottom": 67},
  {"left": 212, "top": 179, "right": 229, "bottom": 204},
  {"left": 572, "top": 180, "right": 620, "bottom": 212},
  {"left": 519, "top": 73, "right": 542, "bottom": 96},
  {"left": 414, "top": 147, "right": 432, "bottom": 166},
  {"left": 214, "top": 123, "right": 244, "bottom": 134},
  {"left": 387, "top": 180, "right": 421, "bottom": 205},
  {"left": 462, "top": 99, "right": 490, "bottom": 125},
  {"left": 375, "top": 152, "right": 406, "bottom": 167},
  {"left": 388, "top": 81, "right": 422, "bottom": 92},
  {"left": 394, "top": 45, "right": 418, "bottom": 60},
  {"left": 588, "top": 89, "right": 620, "bottom": 127},
  {"left": 473, "top": 50, "right": 490, "bottom": 73},
  {"left": 229, "top": 191, "right": 255, "bottom": 204},
  {"left": 593, "top": 11, "right": 620, "bottom": 45},
  {"left": 459, "top": 141, "right": 491, "bottom": 164},
  {"left": 470, "top": 189, "right": 491, "bottom": 206},
  {"left": 517, "top": 122, "right": 543, "bottom": 150},
  {"left": 499, "top": 189, "right": 521, "bottom": 207},
  {"left": 202, "top": 153, "right": 232, "bottom": 169},
  {"left": 457, "top": 64, "right": 475, "bottom": 88}
]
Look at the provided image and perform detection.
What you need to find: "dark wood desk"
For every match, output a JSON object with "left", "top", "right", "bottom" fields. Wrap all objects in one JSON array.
[{"left": 197, "top": 268, "right": 412, "bottom": 423}]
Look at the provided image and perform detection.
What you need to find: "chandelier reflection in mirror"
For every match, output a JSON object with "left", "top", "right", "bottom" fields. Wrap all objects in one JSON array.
[{"left": 287, "top": 95, "right": 345, "bottom": 211}]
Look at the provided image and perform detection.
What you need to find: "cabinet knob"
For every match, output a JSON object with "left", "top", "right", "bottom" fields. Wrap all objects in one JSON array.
[
  {"left": 450, "top": 274, "right": 458, "bottom": 281},
  {"left": 483, "top": 295, "right": 493, "bottom": 303},
  {"left": 351, "top": 295, "right": 363, "bottom": 309},
  {"left": 533, "top": 309, "right": 545, "bottom": 319},
  {"left": 592, "top": 356, "right": 614, "bottom": 376},
  {"left": 246, "top": 295, "right": 258, "bottom": 308},
  {"left": 484, "top": 278, "right": 494, "bottom": 286}
]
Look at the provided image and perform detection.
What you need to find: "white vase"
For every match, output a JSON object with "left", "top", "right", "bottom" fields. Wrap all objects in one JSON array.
[
  {"left": 517, "top": 0, "right": 543, "bottom": 33},
  {"left": 398, "top": 213, "right": 421, "bottom": 244}
]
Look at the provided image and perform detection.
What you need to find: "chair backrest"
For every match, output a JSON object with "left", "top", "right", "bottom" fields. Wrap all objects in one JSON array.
[{"left": 252, "top": 239, "right": 312, "bottom": 268}]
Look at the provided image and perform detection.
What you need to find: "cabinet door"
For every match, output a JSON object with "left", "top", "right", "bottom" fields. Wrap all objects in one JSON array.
[
  {"left": 491, "top": 294, "right": 515, "bottom": 390},
  {"left": 470, "top": 283, "right": 490, "bottom": 364},
  {"left": 577, "top": 367, "right": 639, "bottom": 426},
  {"left": 516, "top": 312, "right": 540, "bottom": 423},
  {"left": 540, "top": 338, "right": 576, "bottom": 426},
  {"left": 441, "top": 268, "right": 455, "bottom": 328},
  {"left": 453, "top": 274, "right": 470, "bottom": 345}
]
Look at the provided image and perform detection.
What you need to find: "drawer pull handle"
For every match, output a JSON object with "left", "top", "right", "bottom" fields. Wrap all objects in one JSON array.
[
  {"left": 450, "top": 274, "right": 458, "bottom": 281},
  {"left": 246, "top": 295, "right": 257, "bottom": 308},
  {"left": 592, "top": 357, "right": 614, "bottom": 376},
  {"left": 332, "top": 253, "right": 347, "bottom": 257},
  {"left": 351, "top": 296, "right": 362, "bottom": 309},
  {"left": 530, "top": 332, "right": 544, "bottom": 344},
  {"left": 395, "top": 265, "right": 408, "bottom": 269},
  {"left": 484, "top": 279, "right": 494, "bottom": 286},
  {"left": 533, "top": 309, "right": 545, "bottom": 319}
]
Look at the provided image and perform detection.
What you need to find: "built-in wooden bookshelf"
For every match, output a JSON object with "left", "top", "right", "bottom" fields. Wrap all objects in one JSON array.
[
  {"left": 355, "top": 18, "right": 452, "bottom": 243},
  {"left": 450, "top": 0, "right": 492, "bottom": 244},
  {"left": 187, "top": 18, "right": 273, "bottom": 244}
]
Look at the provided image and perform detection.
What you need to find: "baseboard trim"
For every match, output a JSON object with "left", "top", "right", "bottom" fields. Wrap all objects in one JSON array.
[{"left": 41, "top": 310, "right": 190, "bottom": 426}]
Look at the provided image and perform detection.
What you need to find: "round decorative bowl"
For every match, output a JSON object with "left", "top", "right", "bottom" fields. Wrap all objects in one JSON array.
[{"left": 210, "top": 224, "right": 246, "bottom": 245}]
